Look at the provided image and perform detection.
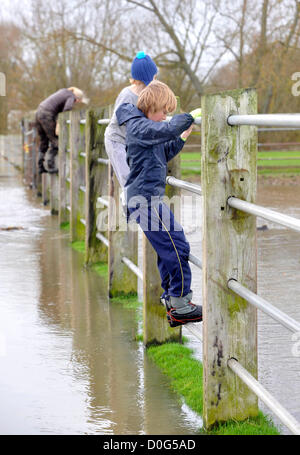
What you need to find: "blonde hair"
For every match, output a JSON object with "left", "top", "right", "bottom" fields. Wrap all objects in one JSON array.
[
  {"left": 137, "top": 81, "right": 177, "bottom": 116},
  {"left": 67, "top": 87, "right": 89, "bottom": 104}
]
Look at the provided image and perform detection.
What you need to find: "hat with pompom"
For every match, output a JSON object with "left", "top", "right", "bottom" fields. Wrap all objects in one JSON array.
[{"left": 131, "top": 51, "right": 157, "bottom": 85}]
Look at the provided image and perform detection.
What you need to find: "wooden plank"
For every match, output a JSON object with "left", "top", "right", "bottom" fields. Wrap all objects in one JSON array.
[
  {"left": 108, "top": 163, "right": 138, "bottom": 297},
  {"left": 58, "top": 112, "right": 70, "bottom": 225},
  {"left": 201, "top": 88, "right": 258, "bottom": 428},
  {"left": 70, "top": 110, "right": 85, "bottom": 242},
  {"left": 85, "top": 107, "right": 108, "bottom": 264}
]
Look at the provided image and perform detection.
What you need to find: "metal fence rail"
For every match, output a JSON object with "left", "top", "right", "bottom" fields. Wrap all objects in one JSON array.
[
  {"left": 228, "top": 279, "right": 300, "bottom": 333},
  {"left": 121, "top": 257, "right": 143, "bottom": 281},
  {"left": 166, "top": 176, "right": 202, "bottom": 195},
  {"left": 96, "top": 232, "right": 109, "bottom": 247},
  {"left": 227, "top": 196, "right": 300, "bottom": 232},
  {"left": 228, "top": 358, "right": 300, "bottom": 435},
  {"left": 228, "top": 114, "right": 300, "bottom": 127}
]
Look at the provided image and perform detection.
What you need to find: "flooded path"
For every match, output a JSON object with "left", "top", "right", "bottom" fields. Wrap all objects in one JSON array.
[
  {"left": 0, "top": 157, "right": 202, "bottom": 435},
  {"left": 0, "top": 155, "right": 299, "bottom": 435}
]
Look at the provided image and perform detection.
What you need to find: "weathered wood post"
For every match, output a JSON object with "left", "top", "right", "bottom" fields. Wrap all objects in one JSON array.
[
  {"left": 70, "top": 110, "right": 86, "bottom": 242},
  {"left": 58, "top": 112, "right": 70, "bottom": 226},
  {"left": 108, "top": 162, "right": 138, "bottom": 297},
  {"left": 143, "top": 97, "right": 182, "bottom": 346},
  {"left": 201, "top": 88, "right": 258, "bottom": 428},
  {"left": 85, "top": 108, "right": 109, "bottom": 264},
  {"left": 50, "top": 174, "right": 59, "bottom": 215},
  {"left": 42, "top": 173, "right": 50, "bottom": 206}
]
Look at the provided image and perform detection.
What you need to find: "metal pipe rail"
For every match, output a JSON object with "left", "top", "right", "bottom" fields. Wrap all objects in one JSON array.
[
  {"left": 96, "top": 232, "right": 109, "bottom": 247},
  {"left": 258, "top": 127, "right": 300, "bottom": 132},
  {"left": 228, "top": 196, "right": 300, "bottom": 232},
  {"left": 97, "top": 117, "right": 202, "bottom": 126},
  {"left": 228, "top": 114, "right": 300, "bottom": 127},
  {"left": 97, "top": 196, "right": 109, "bottom": 207},
  {"left": 80, "top": 218, "right": 86, "bottom": 226},
  {"left": 228, "top": 358, "right": 300, "bottom": 435},
  {"left": 80, "top": 185, "right": 86, "bottom": 193},
  {"left": 166, "top": 176, "right": 202, "bottom": 196},
  {"left": 98, "top": 158, "right": 109, "bottom": 165},
  {"left": 121, "top": 257, "right": 143, "bottom": 281},
  {"left": 228, "top": 279, "right": 300, "bottom": 333},
  {"left": 189, "top": 253, "right": 202, "bottom": 269}
]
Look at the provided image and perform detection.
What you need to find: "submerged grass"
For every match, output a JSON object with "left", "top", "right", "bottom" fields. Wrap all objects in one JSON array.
[
  {"left": 91, "top": 261, "right": 108, "bottom": 279},
  {"left": 71, "top": 240, "right": 85, "bottom": 253},
  {"left": 110, "top": 292, "right": 141, "bottom": 310}
]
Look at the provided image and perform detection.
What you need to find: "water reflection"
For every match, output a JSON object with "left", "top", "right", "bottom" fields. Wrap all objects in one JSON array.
[{"left": 0, "top": 158, "right": 202, "bottom": 434}]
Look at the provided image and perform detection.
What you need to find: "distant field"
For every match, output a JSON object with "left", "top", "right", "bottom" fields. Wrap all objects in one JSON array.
[{"left": 181, "top": 150, "right": 300, "bottom": 176}]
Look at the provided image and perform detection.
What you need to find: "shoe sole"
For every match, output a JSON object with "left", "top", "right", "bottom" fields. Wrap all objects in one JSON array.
[{"left": 167, "top": 309, "right": 203, "bottom": 328}]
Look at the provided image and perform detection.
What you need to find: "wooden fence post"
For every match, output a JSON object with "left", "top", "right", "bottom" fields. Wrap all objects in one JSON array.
[
  {"left": 85, "top": 108, "right": 108, "bottom": 264},
  {"left": 42, "top": 173, "right": 50, "bottom": 206},
  {"left": 108, "top": 163, "right": 138, "bottom": 297},
  {"left": 58, "top": 112, "right": 70, "bottom": 225},
  {"left": 70, "top": 110, "right": 86, "bottom": 242},
  {"left": 201, "top": 88, "right": 258, "bottom": 428},
  {"left": 50, "top": 174, "right": 59, "bottom": 215},
  {"left": 143, "top": 96, "right": 182, "bottom": 346}
]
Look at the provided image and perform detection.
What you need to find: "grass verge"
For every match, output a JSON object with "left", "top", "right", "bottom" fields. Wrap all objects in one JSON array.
[{"left": 147, "top": 342, "right": 280, "bottom": 435}]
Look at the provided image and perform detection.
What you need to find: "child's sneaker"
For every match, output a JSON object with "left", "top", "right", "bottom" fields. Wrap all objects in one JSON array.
[{"left": 167, "top": 303, "right": 202, "bottom": 328}]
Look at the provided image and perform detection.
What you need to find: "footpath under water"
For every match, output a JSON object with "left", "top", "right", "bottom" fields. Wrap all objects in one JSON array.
[
  {"left": 0, "top": 156, "right": 300, "bottom": 435},
  {"left": 0, "top": 157, "right": 202, "bottom": 435}
]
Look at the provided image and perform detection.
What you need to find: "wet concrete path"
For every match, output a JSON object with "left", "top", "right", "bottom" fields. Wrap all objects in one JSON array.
[{"left": 0, "top": 158, "right": 202, "bottom": 435}]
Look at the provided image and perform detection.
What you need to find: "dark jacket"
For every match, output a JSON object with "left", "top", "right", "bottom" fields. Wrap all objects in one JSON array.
[
  {"left": 38, "top": 89, "right": 76, "bottom": 118},
  {"left": 116, "top": 103, "right": 194, "bottom": 203}
]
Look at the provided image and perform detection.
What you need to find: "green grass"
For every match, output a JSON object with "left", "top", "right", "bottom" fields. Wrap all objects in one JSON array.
[
  {"left": 180, "top": 150, "right": 300, "bottom": 176},
  {"left": 60, "top": 221, "right": 70, "bottom": 231},
  {"left": 91, "top": 261, "right": 108, "bottom": 279},
  {"left": 71, "top": 240, "right": 85, "bottom": 253},
  {"left": 147, "top": 342, "right": 280, "bottom": 435},
  {"left": 110, "top": 292, "right": 141, "bottom": 310}
]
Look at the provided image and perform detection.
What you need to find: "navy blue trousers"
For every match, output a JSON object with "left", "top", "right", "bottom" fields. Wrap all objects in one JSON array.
[{"left": 128, "top": 201, "right": 191, "bottom": 298}]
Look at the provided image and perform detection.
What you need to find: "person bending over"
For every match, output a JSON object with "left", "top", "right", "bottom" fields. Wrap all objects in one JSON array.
[{"left": 36, "top": 87, "right": 89, "bottom": 174}]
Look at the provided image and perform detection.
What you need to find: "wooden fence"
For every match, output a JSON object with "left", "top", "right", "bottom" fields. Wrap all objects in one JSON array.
[{"left": 13, "top": 88, "right": 300, "bottom": 434}]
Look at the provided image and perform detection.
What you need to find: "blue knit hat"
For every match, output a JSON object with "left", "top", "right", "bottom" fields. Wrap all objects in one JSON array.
[{"left": 131, "top": 51, "right": 158, "bottom": 86}]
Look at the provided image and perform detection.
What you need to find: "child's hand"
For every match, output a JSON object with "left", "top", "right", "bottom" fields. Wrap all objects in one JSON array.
[
  {"left": 189, "top": 108, "right": 202, "bottom": 119},
  {"left": 181, "top": 124, "right": 193, "bottom": 142}
]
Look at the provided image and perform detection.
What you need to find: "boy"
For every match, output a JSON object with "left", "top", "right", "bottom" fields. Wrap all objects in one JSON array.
[
  {"left": 116, "top": 81, "right": 202, "bottom": 327},
  {"left": 105, "top": 51, "right": 157, "bottom": 189}
]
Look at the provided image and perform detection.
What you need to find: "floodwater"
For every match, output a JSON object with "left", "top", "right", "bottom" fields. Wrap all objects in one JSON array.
[
  {"left": 0, "top": 155, "right": 300, "bottom": 435},
  {"left": 0, "top": 157, "right": 202, "bottom": 435}
]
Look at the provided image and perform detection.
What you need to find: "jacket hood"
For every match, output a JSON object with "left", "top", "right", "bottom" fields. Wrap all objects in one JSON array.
[{"left": 116, "top": 103, "right": 145, "bottom": 126}]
